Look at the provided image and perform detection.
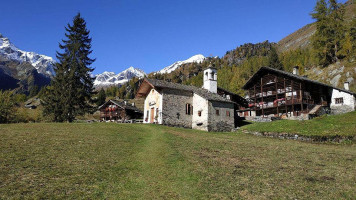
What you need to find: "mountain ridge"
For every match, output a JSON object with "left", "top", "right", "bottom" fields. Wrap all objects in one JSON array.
[
  {"left": 0, "top": 33, "right": 55, "bottom": 77},
  {"left": 94, "top": 66, "right": 146, "bottom": 87},
  {"left": 157, "top": 54, "right": 206, "bottom": 74}
]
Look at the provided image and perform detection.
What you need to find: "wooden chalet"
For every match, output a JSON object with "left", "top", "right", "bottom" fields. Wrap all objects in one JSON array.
[
  {"left": 98, "top": 99, "right": 143, "bottom": 121},
  {"left": 239, "top": 66, "right": 356, "bottom": 119}
]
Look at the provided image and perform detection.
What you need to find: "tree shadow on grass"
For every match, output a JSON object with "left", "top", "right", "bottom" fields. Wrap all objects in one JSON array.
[{"left": 235, "top": 119, "right": 252, "bottom": 127}]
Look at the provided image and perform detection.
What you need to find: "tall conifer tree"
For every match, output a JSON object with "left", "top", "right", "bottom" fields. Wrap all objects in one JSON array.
[
  {"left": 311, "top": 0, "right": 345, "bottom": 66},
  {"left": 96, "top": 88, "right": 106, "bottom": 106},
  {"left": 43, "top": 13, "right": 95, "bottom": 122}
]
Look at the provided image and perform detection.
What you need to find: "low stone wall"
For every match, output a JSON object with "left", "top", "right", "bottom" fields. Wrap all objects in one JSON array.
[
  {"left": 242, "top": 130, "right": 355, "bottom": 143},
  {"left": 208, "top": 101, "right": 235, "bottom": 132}
]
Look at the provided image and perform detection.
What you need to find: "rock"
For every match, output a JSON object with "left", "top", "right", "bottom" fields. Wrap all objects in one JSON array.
[
  {"left": 347, "top": 77, "right": 354, "bottom": 84},
  {"left": 330, "top": 74, "right": 341, "bottom": 87}
]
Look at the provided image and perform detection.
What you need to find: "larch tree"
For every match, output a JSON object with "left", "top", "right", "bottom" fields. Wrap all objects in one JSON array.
[
  {"left": 43, "top": 13, "right": 96, "bottom": 122},
  {"left": 268, "top": 46, "right": 284, "bottom": 70},
  {"left": 311, "top": 0, "right": 346, "bottom": 66}
]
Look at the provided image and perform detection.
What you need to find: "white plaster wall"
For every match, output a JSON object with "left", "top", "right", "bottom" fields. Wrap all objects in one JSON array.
[
  {"left": 192, "top": 93, "right": 209, "bottom": 131},
  {"left": 330, "top": 89, "right": 355, "bottom": 113},
  {"left": 143, "top": 89, "right": 163, "bottom": 124},
  {"left": 203, "top": 68, "right": 217, "bottom": 93},
  {"left": 250, "top": 111, "right": 256, "bottom": 117}
]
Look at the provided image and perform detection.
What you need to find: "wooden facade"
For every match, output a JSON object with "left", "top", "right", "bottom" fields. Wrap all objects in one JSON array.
[
  {"left": 99, "top": 100, "right": 143, "bottom": 121},
  {"left": 239, "top": 67, "right": 334, "bottom": 118}
]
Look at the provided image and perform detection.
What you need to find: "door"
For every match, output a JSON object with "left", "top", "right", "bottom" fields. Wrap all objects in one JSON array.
[{"left": 150, "top": 107, "right": 155, "bottom": 123}]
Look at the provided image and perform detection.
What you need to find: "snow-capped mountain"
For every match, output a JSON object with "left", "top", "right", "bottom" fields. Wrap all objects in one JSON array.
[
  {"left": 0, "top": 33, "right": 55, "bottom": 77},
  {"left": 157, "top": 54, "right": 205, "bottom": 74},
  {"left": 94, "top": 66, "right": 146, "bottom": 87}
]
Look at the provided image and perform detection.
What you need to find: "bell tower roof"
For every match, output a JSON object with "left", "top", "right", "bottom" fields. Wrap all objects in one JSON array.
[{"left": 205, "top": 63, "right": 217, "bottom": 70}]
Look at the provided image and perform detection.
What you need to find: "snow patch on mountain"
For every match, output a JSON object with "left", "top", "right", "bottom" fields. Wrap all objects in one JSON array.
[
  {"left": 0, "top": 33, "right": 55, "bottom": 77},
  {"left": 157, "top": 54, "right": 205, "bottom": 74},
  {"left": 94, "top": 66, "right": 146, "bottom": 86}
]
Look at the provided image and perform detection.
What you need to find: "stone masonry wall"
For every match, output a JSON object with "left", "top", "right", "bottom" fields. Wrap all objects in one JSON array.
[
  {"left": 208, "top": 101, "right": 235, "bottom": 132},
  {"left": 161, "top": 89, "right": 193, "bottom": 128}
]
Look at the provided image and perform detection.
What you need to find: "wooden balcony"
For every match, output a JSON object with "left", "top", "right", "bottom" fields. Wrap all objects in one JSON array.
[{"left": 250, "top": 98, "right": 315, "bottom": 110}]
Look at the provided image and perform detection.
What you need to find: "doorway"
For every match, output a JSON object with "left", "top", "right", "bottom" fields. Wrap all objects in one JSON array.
[{"left": 150, "top": 107, "right": 155, "bottom": 123}]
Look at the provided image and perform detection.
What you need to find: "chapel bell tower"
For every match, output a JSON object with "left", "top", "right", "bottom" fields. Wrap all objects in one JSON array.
[{"left": 203, "top": 64, "right": 217, "bottom": 93}]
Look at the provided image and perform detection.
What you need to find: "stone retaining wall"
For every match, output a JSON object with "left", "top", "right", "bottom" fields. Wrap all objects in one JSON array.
[{"left": 242, "top": 130, "right": 355, "bottom": 143}]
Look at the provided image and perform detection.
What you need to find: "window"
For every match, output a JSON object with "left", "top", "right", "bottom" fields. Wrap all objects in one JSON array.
[
  {"left": 198, "top": 111, "right": 202, "bottom": 117},
  {"left": 226, "top": 110, "right": 230, "bottom": 117},
  {"left": 210, "top": 72, "right": 214, "bottom": 80},
  {"left": 335, "top": 98, "right": 344, "bottom": 104},
  {"left": 216, "top": 109, "right": 220, "bottom": 116},
  {"left": 186, "top": 104, "right": 193, "bottom": 115}
]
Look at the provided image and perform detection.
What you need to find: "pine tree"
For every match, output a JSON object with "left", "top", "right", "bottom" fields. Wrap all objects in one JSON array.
[
  {"left": 97, "top": 88, "right": 106, "bottom": 106},
  {"left": 43, "top": 13, "right": 95, "bottom": 122}
]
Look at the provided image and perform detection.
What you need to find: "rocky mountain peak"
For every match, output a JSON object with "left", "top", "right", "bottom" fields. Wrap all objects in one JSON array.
[
  {"left": 157, "top": 54, "right": 206, "bottom": 74},
  {"left": 0, "top": 34, "right": 55, "bottom": 77},
  {"left": 94, "top": 67, "right": 146, "bottom": 87}
]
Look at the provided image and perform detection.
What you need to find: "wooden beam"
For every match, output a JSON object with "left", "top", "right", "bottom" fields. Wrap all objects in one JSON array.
[
  {"left": 261, "top": 77, "right": 264, "bottom": 117},
  {"left": 276, "top": 75, "right": 279, "bottom": 116},
  {"left": 284, "top": 78, "right": 287, "bottom": 117},
  {"left": 300, "top": 82, "right": 303, "bottom": 112},
  {"left": 292, "top": 80, "right": 294, "bottom": 115},
  {"left": 254, "top": 85, "right": 256, "bottom": 116}
]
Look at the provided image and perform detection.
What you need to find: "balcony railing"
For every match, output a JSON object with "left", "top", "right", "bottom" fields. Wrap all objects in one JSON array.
[
  {"left": 248, "top": 98, "right": 315, "bottom": 110},
  {"left": 100, "top": 112, "right": 119, "bottom": 117}
]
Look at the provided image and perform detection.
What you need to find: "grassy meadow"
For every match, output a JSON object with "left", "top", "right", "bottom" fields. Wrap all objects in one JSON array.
[{"left": 1, "top": 123, "right": 356, "bottom": 199}]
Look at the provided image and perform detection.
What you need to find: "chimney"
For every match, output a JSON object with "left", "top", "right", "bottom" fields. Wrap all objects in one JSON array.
[
  {"left": 203, "top": 64, "right": 217, "bottom": 93},
  {"left": 293, "top": 66, "right": 299, "bottom": 75},
  {"left": 344, "top": 82, "right": 350, "bottom": 91}
]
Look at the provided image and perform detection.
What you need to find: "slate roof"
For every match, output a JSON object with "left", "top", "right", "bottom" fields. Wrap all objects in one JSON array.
[
  {"left": 243, "top": 66, "right": 356, "bottom": 96},
  {"left": 98, "top": 99, "right": 143, "bottom": 113},
  {"left": 144, "top": 78, "right": 234, "bottom": 103}
]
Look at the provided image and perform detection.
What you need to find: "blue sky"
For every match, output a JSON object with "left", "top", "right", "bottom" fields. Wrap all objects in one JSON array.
[{"left": 0, "top": 0, "right": 348, "bottom": 74}]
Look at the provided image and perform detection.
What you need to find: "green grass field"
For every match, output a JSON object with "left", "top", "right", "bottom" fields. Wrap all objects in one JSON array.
[
  {"left": 241, "top": 111, "right": 356, "bottom": 137},
  {"left": 1, "top": 123, "right": 356, "bottom": 199}
]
